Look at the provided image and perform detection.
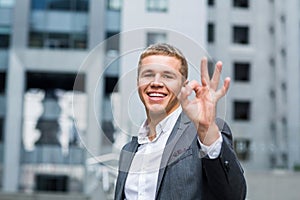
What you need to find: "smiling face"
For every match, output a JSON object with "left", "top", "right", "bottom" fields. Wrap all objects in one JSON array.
[{"left": 138, "top": 55, "right": 185, "bottom": 118}]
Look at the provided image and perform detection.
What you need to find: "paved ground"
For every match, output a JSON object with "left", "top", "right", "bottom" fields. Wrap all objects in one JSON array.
[{"left": 245, "top": 170, "right": 300, "bottom": 200}]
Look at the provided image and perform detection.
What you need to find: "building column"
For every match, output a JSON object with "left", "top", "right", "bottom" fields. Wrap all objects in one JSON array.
[
  {"left": 3, "top": 50, "right": 25, "bottom": 192},
  {"left": 286, "top": 0, "right": 300, "bottom": 169},
  {"left": 88, "top": 0, "right": 106, "bottom": 49}
]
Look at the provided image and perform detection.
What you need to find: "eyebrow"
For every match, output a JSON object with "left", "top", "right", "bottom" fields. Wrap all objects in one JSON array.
[{"left": 140, "top": 69, "right": 178, "bottom": 76}]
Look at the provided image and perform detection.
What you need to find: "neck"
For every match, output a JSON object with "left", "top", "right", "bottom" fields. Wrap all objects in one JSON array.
[{"left": 145, "top": 112, "right": 167, "bottom": 141}]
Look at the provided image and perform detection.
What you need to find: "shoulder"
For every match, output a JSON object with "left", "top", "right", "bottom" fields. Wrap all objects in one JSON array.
[{"left": 122, "top": 136, "right": 138, "bottom": 150}]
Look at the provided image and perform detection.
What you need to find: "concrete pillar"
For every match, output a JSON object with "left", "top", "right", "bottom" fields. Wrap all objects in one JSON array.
[
  {"left": 80, "top": 44, "right": 105, "bottom": 194},
  {"left": 286, "top": 0, "right": 300, "bottom": 169},
  {"left": 11, "top": 0, "right": 30, "bottom": 48},
  {"left": 3, "top": 50, "right": 25, "bottom": 192},
  {"left": 2, "top": 0, "right": 30, "bottom": 191},
  {"left": 88, "top": 0, "right": 106, "bottom": 49}
]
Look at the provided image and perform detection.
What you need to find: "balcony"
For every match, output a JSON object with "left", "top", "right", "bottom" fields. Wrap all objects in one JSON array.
[
  {"left": 21, "top": 145, "right": 85, "bottom": 165},
  {"left": 30, "top": 10, "right": 88, "bottom": 33}
]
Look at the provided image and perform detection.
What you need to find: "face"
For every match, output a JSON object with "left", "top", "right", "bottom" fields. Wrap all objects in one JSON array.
[{"left": 138, "top": 55, "right": 185, "bottom": 117}]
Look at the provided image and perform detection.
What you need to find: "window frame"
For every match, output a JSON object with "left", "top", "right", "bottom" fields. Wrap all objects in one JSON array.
[
  {"left": 233, "top": 100, "right": 251, "bottom": 121},
  {"left": 234, "top": 62, "right": 251, "bottom": 82},
  {"left": 232, "top": 25, "right": 250, "bottom": 45}
]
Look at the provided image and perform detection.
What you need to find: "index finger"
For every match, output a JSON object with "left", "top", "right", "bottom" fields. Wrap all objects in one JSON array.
[{"left": 201, "top": 57, "right": 210, "bottom": 86}]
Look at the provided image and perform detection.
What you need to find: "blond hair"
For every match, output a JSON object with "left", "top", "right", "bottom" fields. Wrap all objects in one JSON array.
[{"left": 138, "top": 43, "right": 188, "bottom": 79}]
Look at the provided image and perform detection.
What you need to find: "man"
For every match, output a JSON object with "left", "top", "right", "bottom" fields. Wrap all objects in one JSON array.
[{"left": 115, "top": 43, "right": 247, "bottom": 200}]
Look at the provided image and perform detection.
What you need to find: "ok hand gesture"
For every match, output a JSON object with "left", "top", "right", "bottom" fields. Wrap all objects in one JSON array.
[{"left": 179, "top": 57, "right": 230, "bottom": 146}]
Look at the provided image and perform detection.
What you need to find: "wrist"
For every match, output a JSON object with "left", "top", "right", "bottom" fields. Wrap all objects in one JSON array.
[{"left": 197, "top": 122, "right": 220, "bottom": 146}]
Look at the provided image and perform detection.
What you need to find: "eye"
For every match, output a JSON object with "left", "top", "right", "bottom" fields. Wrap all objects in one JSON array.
[
  {"left": 162, "top": 73, "right": 175, "bottom": 79},
  {"left": 143, "top": 72, "right": 154, "bottom": 77}
]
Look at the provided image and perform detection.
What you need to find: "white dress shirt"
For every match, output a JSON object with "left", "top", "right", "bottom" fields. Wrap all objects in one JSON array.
[{"left": 124, "top": 107, "right": 222, "bottom": 200}]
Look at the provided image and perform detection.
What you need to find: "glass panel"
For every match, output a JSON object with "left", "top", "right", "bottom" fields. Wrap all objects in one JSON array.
[
  {"left": 207, "top": 23, "right": 215, "bottom": 43},
  {"left": 23, "top": 72, "right": 86, "bottom": 151},
  {"left": 0, "top": 34, "right": 10, "bottom": 49},
  {"left": 107, "top": 0, "right": 121, "bottom": 11},
  {"left": 48, "top": 0, "right": 71, "bottom": 11},
  {"left": 233, "top": 26, "right": 249, "bottom": 44},
  {"left": 233, "top": 0, "right": 249, "bottom": 8},
  {"left": 75, "top": 0, "right": 88, "bottom": 11},
  {"left": 31, "top": 0, "right": 47, "bottom": 10},
  {"left": 147, "top": 0, "right": 168, "bottom": 12},
  {"left": 233, "top": 101, "right": 251, "bottom": 120},
  {"left": 0, "top": 0, "right": 15, "bottom": 7},
  {"left": 0, "top": 72, "right": 6, "bottom": 94},
  {"left": 147, "top": 32, "right": 167, "bottom": 46},
  {"left": 234, "top": 62, "right": 250, "bottom": 81},
  {"left": 207, "top": 0, "right": 214, "bottom": 6},
  {"left": 32, "top": 0, "right": 89, "bottom": 11},
  {"left": 20, "top": 72, "right": 86, "bottom": 193}
]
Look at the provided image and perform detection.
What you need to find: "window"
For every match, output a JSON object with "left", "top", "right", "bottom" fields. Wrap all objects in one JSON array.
[
  {"left": 233, "top": 101, "right": 251, "bottom": 120},
  {"left": 35, "top": 174, "right": 68, "bottom": 192},
  {"left": 207, "top": 0, "right": 214, "bottom": 6},
  {"left": 233, "top": 26, "right": 249, "bottom": 44},
  {"left": 234, "top": 62, "right": 250, "bottom": 82},
  {"left": 146, "top": 0, "right": 168, "bottom": 12},
  {"left": 28, "top": 32, "right": 87, "bottom": 49},
  {"left": 0, "top": 34, "right": 10, "bottom": 49},
  {"left": 24, "top": 72, "right": 85, "bottom": 148},
  {"left": 207, "top": 23, "right": 215, "bottom": 43},
  {"left": 26, "top": 72, "right": 85, "bottom": 92},
  {"left": 147, "top": 32, "right": 167, "bottom": 46},
  {"left": 233, "top": 0, "right": 249, "bottom": 8},
  {"left": 29, "top": 0, "right": 88, "bottom": 49},
  {"left": 234, "top": 138, "right": 250, "bottom": 161},
  {"left": 104, "top": 76, "right": 118, "bottom": 96},
  {"left": 105, "top": 32, "right": 120, "bottom": 51},
  {"left": 0, "top": 117, "right": 3, "bottom": 142},
  {"left": 107, "top": 0, "right": 122, "bottom": 10},
  {"left": 0, "top": 73, "right": 6, "bottom": 94},
  {"left": 31, "top": 0, "right": 89, "bottom": 12},
  {"left": 207, "top": 59, "right": 214, "bottom": 78}
]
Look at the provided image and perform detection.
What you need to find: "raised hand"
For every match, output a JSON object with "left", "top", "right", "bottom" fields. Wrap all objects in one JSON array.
[{"left": 179, "top": 57, "right": 230, "bottom": 145}]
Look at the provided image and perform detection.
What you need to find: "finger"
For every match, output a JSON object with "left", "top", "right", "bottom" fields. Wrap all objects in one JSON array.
[
  {"left": 211, "top": 61, "right": 222, "bottom": 91},
  {"left": 188, "top": 80, "right": 205, "bottom": 98},
  {"left": 215, "top": 77, "right": 230, "bottom": 99},
  {"left": 200, "top": 57, "right": 210, "bottom": 86},
  {"left": 189, "top": 80, "right": 201, "bottom": 90},
  {"left": 178, "top": 85, "right": 191, "bottom": 106}
]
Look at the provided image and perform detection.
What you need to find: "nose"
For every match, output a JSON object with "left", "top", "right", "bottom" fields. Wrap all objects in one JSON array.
[{"left": 150, "top": 74, "right": 164, "bottom": 87}]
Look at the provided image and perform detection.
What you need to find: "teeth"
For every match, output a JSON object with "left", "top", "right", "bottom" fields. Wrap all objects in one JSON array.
[{"left": 149, "top": 93, "right": 165, "bottom": 97}]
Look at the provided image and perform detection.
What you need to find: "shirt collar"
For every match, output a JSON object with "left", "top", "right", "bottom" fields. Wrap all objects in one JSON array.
[{"left": 138, "top": 106, "right": 182, "bottom": 144}]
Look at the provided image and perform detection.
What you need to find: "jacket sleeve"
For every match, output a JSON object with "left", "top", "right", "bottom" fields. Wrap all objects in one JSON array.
[{"left": 201, "top": 118, "right": 247, "bottom": 200}]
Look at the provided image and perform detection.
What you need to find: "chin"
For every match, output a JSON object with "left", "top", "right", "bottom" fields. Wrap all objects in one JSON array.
[{"left": 147, "top": 105, "right": 167, "bottom": 116}]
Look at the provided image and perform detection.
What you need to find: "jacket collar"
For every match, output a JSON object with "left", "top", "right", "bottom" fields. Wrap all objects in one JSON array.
[{"left": 155, "top": 112, "right": 195, "bottom": 197}]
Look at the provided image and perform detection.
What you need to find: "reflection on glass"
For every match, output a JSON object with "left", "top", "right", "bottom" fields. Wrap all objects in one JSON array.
[
  {"left": 23, "top": 89, "right": 86, "bottom": 154},
  {"left": 20, "top": 88, "right": 87, "bottom": 193}
]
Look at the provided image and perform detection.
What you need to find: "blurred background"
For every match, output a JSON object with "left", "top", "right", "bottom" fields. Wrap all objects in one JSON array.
[{"left": 0, "top": 0, "right": 300, "bottom": 199}]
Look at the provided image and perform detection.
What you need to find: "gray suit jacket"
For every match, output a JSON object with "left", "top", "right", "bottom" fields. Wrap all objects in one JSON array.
[{"left": 115, "top": 113, "right": 247, "bottom": 200}]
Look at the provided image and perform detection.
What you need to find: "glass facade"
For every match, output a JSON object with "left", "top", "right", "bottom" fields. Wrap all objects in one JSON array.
[
  {"left": 31, "top": 0, "right": 88, "bottom": 11},
  {"left": 29, "top": 0, "right": 89, "bottom": 49},
  {"left": 19, "top": 72, "right": 87, "bottom": 193}
]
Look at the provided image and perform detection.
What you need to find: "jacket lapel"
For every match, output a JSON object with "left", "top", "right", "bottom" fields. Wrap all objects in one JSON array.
[
  {"left": 116, "top": 137, "right": 139, "bottom": 199},
  {"left": 155, "top": 113, "right": 195, "bottom": 197}
]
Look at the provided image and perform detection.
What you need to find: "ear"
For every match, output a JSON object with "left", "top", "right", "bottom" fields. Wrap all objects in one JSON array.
[{"left": 183, "top": 79, "right": 189, "bottom": 86}]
